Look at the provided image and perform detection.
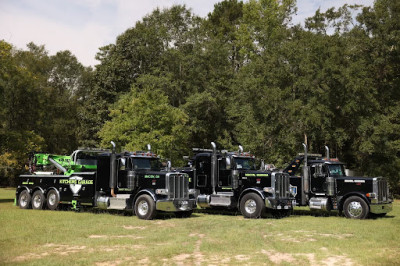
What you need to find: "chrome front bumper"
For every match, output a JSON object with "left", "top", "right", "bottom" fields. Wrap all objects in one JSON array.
[
  {"left": 156, "top": 199, "right": 196, "bottom": 212},
  {"left": 265, "top": 198, "right": 293, "bottom": 210},
  {"left": 370, "top": 202, "right": 392, "bottom": 214}
]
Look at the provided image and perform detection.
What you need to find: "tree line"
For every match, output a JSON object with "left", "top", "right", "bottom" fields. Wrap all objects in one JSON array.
[{"left": 1, "top": 0, "right": 399, "bottom": 195}]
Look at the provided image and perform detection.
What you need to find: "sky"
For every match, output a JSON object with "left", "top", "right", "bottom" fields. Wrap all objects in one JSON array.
[{"left": 0, "top": 0, "right": 375, "bottom": 67}]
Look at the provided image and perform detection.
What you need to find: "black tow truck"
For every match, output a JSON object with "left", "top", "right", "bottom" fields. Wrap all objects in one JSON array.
[
  {"left": 16, "top": 142, "right": 196, "bottom": 219},
  {"left": 284, "top": 144, "right": 393, "bottom": 219},
  {"left": 179, "top": 142, "right": 293, "bottom": 218}
]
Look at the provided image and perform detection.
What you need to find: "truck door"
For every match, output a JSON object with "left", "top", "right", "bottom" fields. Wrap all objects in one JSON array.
[
  {"left": 195, "top": 155, "right": 211, "bottom": 188},
  {"left": 218, "top": 158, "right": 232, "bottom": 188},
  {"left": 310, "top": 163, "right": 326, "bottom": 194},
  {"left": 117, "top": 157, "right": 128, "bottom": 189}
]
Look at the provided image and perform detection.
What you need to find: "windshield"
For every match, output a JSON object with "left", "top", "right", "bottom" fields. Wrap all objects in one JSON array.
[
  {"left": 328, "top": 164, "right": 345, "bottom": 177},
  {"left": 234, "top": 157, "right": 256, "bottom": 170},
  {"left": 131, "top": 158, "right": 161, "bottom": 171}
]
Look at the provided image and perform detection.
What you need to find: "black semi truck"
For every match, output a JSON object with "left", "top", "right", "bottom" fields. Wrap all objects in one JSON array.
[
  {"left": 179, "top": 142, "right": 293, "bottom": 218},
  {"left": 16, "top": 142, "right": 196, "bottom": 219},
  {"left": 284, "top": 144, "right": 393, "bottom": 219}
]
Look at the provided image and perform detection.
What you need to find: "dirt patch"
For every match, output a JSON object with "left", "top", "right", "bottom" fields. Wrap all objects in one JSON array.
[
  {"left": 88, "top": 234, "right": 144, "bottom": 239},
  {"left": 263, "top": 232, "right": 317, "bottom": 243},
  {"left": 11, "top": 244, "right": 143, "bottom": 263},
  {"left": 138, "top": 257, "right": 150, "bottom": 264},
  {"left": 152, "top": 220, "right": 176, "bottom": 227},
  {"left": 261, "top": 249, "right": 297, "bottom": 264},
  {"left": 12, "top": 244, "right": 88, "bottom": 262},
  {"left": 122, "top": 225, "right": 147, "bottom": 230},
  {"left": 264, "top": 230, "right": 353, "bottom": 243},
  {"left": 318, "top": 233, "right": 353, "bottom": 239},
  {"left": 260, "top": 249, "right": 355, "bottom": 265},
  {"left": 323, "top": 255, "right": 354, "bottom": 266},
  {"left": 169, "top": 233, "right": 206, "bottom": 265},
  {"left": 173, "top": 253, "right": 192, "bottom": 261},
  {"left": 95, "top": 257, "right": 135, "bottom": 266},
  {"left": 234, "top": 254, "right": 250, "bottom": 261}
]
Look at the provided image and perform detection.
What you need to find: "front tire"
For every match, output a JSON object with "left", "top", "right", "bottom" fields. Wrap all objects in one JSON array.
[
  {"left": 135, "top": 195, "right": 157, "bottom": 220},
  {"left": 32, "top": 190, "right": 45, "bottom": 210},
  {"left": 240, "top": 193, "right": 265, "bottom": 218},
  {"left": 18, "top": 190, "right": 31, "bottom": 209},
  {"left": 343, "top": 196, "right": 369, "bottom": 219}
]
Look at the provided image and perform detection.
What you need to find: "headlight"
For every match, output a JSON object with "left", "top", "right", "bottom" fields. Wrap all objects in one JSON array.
[
  {"left": 179, "top": 200, "right": 189, "bottom": 211},
  {"left": 263, "top": 187, "right": 274, "bottom": 193}
]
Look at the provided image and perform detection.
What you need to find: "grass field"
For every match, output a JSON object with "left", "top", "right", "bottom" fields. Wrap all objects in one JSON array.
[{"left": 0, "top": 188, "right": 399, "bottom": 265}]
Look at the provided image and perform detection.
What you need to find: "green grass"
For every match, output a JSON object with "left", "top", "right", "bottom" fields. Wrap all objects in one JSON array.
[{"left": 0, "top": 187, "right": 399, "bottom": 265}]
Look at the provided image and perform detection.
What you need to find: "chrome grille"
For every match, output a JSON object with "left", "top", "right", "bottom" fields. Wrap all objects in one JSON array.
[
  {"left": 377, "top": 178, "right": 388, "bottom": 202},
  {"left": 275, "top": 173, "right": 291, "bottom": 198},
  {"left": 167, "top": 173, "right": 189, "bottom": 199}
]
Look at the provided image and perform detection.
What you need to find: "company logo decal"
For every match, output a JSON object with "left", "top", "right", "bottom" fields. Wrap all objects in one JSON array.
[{"left": 59, "top": 176, "right": 93, "bottom": 195}]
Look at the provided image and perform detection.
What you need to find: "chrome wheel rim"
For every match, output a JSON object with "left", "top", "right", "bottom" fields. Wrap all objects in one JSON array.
[
  {"left": 33, "top": 194, "right": 42, "bottom": 208},
  {"left": 137, "top": 200, "right": 149, "bottom": 216},
  {"left": 20, "top": 193, "right": 28, "bottom": 207},
  {"left": 347, "top": 201, "right": 362, "bottom": 217},
  {"left": 48, "top": 193, "right": 56, "bottom": 206},
  {"left": 244, "top": 199, "right": 257, "bottom": 214}
]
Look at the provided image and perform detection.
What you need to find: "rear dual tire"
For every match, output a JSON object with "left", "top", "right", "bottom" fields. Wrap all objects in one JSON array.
[
  {"left": 46, "top": 189, "right": 60, "bottom": 210},
  {"left": 32, "top": 190, "right": 45, "bottom": 210},
  {"left": 18, "top": 190, "right": 31, "bottom": 209}
]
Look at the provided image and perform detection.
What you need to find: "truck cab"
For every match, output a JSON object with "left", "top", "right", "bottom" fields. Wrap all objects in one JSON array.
[
  {"left": 16, "top": 143, "right": 196, "bottom": 220},
  {"left": 181, "top": 142, "right": 292, "bottom": 218},
  {"left": 284, "top": 144, "right": 393, "bottom": 219}
]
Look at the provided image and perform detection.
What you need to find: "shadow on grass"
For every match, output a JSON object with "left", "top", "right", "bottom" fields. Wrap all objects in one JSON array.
[
  {"left": 55, "top": 206, "right": 201, "bottom": 220},
  {"left": 194, "top": 208, "right": 291, "bottom": 219},
  {"left": 0, "top": 199, "right": 14, "bottom": 203},
  {"left": 292, "top": 209, "right": 341, "bottom": 217}
]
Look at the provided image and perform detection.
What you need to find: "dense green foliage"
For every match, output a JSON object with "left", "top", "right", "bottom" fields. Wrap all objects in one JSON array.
[{"left": 1, "top": 0, "right": 399, "bottom": 194}]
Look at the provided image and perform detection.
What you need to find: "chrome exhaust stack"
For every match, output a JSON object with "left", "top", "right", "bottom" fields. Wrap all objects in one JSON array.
[
  {"left": 211, "top": 142, "right": 217, "bottom": 195},
  {"left": 302, "top": 143, "right": 309, "bottom": 205},
  {"left": 325, "top": 146, "right": 330, "bottom": 160},
  {"left": 109, "top": 141, "right": 117, "bottom": 197},
  {"left": 238, "top": 145, "right": 243, "bottom": 155}
]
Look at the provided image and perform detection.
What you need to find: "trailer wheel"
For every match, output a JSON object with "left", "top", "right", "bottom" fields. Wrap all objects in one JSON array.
[
  {"left": 343, "top": 196, "right": 369, "bottom": 219},
  {"left": 46, "top": 189, "right": 60, "bottom": 210},
  {"left": 32, "top": 190, "right": 45, "bottom": 210},
  {"left": 18, "top": 190, "right": 31, "bottom": 209},
  {"left": 240, "top": 193, "right": 265, "bottom": 218},
  {"left": 135, "top": 195, "right": 157, "bottom": 220}
]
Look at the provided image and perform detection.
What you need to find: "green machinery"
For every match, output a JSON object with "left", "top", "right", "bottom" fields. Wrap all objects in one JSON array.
[{"left": 30, "top": 149, "right": 108, "bottom": 175}]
